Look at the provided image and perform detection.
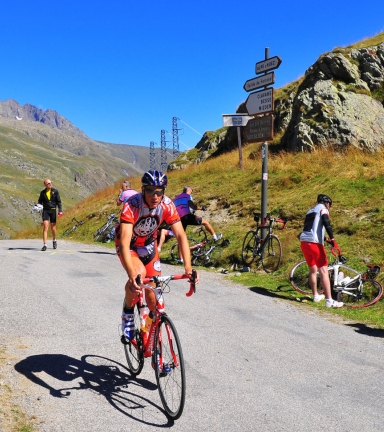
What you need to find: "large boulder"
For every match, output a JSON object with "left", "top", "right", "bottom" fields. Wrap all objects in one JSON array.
[{"left": 277, "top": 43, "right": 384, "bottom": 151}]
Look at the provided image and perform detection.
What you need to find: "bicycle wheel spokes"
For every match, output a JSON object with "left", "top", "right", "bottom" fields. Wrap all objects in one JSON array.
[
  {"left": 289, "top": 260, "right": 325, "bottom": 296},
  {"left": 242, "top": 231, "right": 257, "bottom": 266},
  {"left": 338, "top": 279, "right": 383, "bottom": 308},
  {"left": 261, "top": 235, "right": 282, "bottom": 273},
  {"left": 123, "top": 304, "right": 144, "bottom": 375},
  {"left": 154, "top": 315, "right": 185, "bottom": 420}
]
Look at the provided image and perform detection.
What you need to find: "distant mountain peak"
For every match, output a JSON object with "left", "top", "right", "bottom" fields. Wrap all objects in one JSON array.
[{"left": 0, "top": 98, "right": 86, "bottom": 137}]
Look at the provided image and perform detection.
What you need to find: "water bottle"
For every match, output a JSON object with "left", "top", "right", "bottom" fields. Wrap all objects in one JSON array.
[
  {"left": 341, "top": 276, "right": 351, "bottom": 286},
  {"left": 155, "top": 287, "right": 165, "bottom": 313},
  {"left": 143, "top": 311, "right": 153, "bottom": 332},
  {"left": 337, "top": 271, "right": 344, "bottom": 284},
  {"left": 140, "top": 305, "right": 149, "bottom": 331}
]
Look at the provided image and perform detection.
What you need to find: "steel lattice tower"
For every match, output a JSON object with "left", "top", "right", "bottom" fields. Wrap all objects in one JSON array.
[
  {"left": 149, "top": 141, "right": 156, "bottom": 170},
  {"left": 172, "top": 117, "right": 181, "bottom": 158},
  {"left": 160, "top": 130, "right": 168, "bottom": 172}
]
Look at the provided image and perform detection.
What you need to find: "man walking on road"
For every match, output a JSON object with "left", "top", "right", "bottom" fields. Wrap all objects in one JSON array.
[{"left": 38, "top": 178, "right": 63, "bottom": 251}]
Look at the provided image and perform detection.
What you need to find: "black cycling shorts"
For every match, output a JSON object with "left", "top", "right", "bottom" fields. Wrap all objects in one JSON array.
[
  {"left": 181, "top": 213, "right": 202, "bottom": 230},
  {"left": 42, "top": 209, "right": 57, "bottom": 223}
]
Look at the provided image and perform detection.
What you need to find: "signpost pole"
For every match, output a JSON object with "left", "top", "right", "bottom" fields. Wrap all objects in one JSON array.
[
  {"left": 237, "top": 126, "right": 243, "bottom": 169},
  {"left": 261, "top": 47, "right": 270, "bottom": 240}
]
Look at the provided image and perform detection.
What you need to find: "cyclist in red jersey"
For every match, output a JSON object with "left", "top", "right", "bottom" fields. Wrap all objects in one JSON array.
[{"left": 115, "top": 170, "right": 197, "bottom": 341}]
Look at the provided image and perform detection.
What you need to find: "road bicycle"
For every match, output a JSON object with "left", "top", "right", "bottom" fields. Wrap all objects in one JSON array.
[
  {"left": 289, "top": 245, "right": 383, "bottom": 308},
  {"left": 121, "top": 270, "right": 197, "bottom": 420},
  {"left": 93, "top": 214, "right": 119, "bottom": 242},
  {"left": 170, "top": 227, "right": 230, "bottom": 267},
  {"left": 62, "top": 217, "right": 85, "bottom": 237},
  {"left": 241, "top": 212, "right": 287, "bottom": 273}
]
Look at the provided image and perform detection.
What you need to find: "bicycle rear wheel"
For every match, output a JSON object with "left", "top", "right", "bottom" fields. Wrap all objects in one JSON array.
[
  {"left": 261, "top": 234, "right": 282, "bottom": 273},
  {"left": 122, "top": 304, "right": 144, "bottom": 375},
  {"left": 242, "top": 231, "right": 258, "bottom": 266},
  {"left": 289, "top": 260, "right": 325, "bottom": 296},
  {"left": 154, "top": 315, "right": 186, "bottom": 420},
  {"left": 338, "top": 279, "right": 383, "bottom": 308},
  {"left": 170, "top": 238, "right": 198, "bottom": 262}
]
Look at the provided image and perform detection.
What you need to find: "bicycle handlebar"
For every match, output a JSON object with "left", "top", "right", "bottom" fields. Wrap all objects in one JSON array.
[{"left": 137, "top": 270, "right": 198, "bottom": 297}]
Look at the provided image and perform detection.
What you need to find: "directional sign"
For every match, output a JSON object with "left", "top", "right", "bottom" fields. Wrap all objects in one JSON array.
[
  {"left": 243, "top": 72, "right": 275, "bottom": 92},
  {"left": 255, "top": 56, "right": 282, "bottom": 75},
  {"left": 222, "top": 113, "right": 252, "bottom": 127},
  {"left": 244, "top": 115, "right": 274, "bottom": 143},
  {"left": 245, "top": 88, "right": 274, "bottom": 116}
]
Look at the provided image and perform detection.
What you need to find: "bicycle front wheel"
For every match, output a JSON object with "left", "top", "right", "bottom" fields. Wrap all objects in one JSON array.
[
  {"left": 242, "top": 231, "right": 258, "bottom": 266},
  {"left": 261, "top": 234, "right": 282, "bottom": 273},
  {"left": 154, "top": 315, "right": 186, "bottom": 420},
  {"left": 123, "top": 304, "right": 144, "bottom": 375},
  {"left": 338, "top": 279, "right": 383, "bottom": 308},
  {"left": 289, "top": 260, "right": 325, "bottom": 296}
]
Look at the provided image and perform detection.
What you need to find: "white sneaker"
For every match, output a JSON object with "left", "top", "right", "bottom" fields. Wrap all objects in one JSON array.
[
  {"left": 326, "top": 299, "right": 343, "bottom": 308},
  {"left": 313, "top": 294, "right": 325, "bottom": 303},
  {"left": 213, "top": 233, "right": 222, "bottom": 242}
]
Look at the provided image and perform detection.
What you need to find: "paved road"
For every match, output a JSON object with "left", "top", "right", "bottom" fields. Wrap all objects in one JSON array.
[{"left": 1, "top": 239, "right": 384, "bottom": 431}]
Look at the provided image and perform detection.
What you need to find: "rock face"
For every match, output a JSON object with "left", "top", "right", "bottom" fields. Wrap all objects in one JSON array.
[{"left": 276, "top": 42, "right": 384, "bottom": 151}]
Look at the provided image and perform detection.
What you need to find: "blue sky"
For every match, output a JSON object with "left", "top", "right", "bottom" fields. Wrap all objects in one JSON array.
[{"left": 1, "top": 1, "right": 383, "bottom": 151}]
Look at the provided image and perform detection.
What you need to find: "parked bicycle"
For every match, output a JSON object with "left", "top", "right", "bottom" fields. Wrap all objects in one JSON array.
[
  {"left": 289, "top": 244, "right": 383, "bottom": 308},
  {"left": 93, "top": 214, "right": 119, "bottom": 243},
  {"left": 170, "top": 227, "right": 230, "bottom": 267},
  {"left": 121, "top": 270, "right": 197, "bottom": 420},
  {"left": 241, "top": 212, "right": 287, "bottom": 273},
  {"left": 62, "top": 217, "right": 85, "bottom": 237}
]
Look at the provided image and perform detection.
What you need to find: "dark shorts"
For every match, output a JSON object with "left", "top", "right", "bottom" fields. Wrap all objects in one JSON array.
[
  {"left": 180, "top": 213, "right": 202, "bottom": 230},
  {"left": 42, "top": 209, "right": 57, "bottom": 223}
]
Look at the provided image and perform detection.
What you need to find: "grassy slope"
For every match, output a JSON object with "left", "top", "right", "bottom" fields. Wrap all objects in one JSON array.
[{"left": 14, "top": 143, "right": 384, "bottom": 329}]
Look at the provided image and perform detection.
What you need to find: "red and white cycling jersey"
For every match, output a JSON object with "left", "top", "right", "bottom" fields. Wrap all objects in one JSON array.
[{"left": 120, "top": 193, "right": 180, "bottom": 248}]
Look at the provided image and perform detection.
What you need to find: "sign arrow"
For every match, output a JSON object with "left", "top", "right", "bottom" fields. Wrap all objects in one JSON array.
[
  {"left": 243, "top": 72, "right": 275, "bottom": 92},
  {"left": 245, "top": 88, "right": 274, "bottom": 116},
  {"left": 255, "top": 56, "right": 282, "bottom": 75}
]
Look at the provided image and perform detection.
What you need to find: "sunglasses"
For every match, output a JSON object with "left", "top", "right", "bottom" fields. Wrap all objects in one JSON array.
[
  {"left": 45, "top": 182, "right": 52, "bottom": 186},
  {"left": 144, "top": 188, "right": 164, "bottom": 196}
]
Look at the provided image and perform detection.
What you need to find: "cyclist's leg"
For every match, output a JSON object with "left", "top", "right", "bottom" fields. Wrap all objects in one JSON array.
[{"left": 301, "top": 242, "right": 329, "bottom": 299}]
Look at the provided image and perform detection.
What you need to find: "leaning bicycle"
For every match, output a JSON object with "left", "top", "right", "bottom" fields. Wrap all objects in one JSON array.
[
  {"left": 241, "top": 212, "right": 287, "bottom": 273},
  {"left": 62, "top": 217, "right": 85, "bottom": 237},
  {"left": 94, "top": 214, "right": 119, "bottom": 242},
  {"left": 121, "top": 270, "right": 197, "bottom": 420},
  {"left": 170, "top": 227, "right": 230, "bottom": 267},
  {"left": 289, "top": 244, "right": 383, "bottom": 308}
]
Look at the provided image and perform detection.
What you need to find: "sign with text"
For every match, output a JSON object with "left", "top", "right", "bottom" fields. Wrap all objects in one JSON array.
[
  {"left": 245, "top": 88, "right": 274, "bottom": 116},
  {"left": 222, "top": 113, "right": 252, "bottom": 127},
  {"left": 243, "top": 72, "right": 275, "bottom": 92},
  {"left": 255, "top": 56, "right": 282, "bottom": 74},
  {"left": 244, "top": 115, "right": 274, "bottom": 143}
]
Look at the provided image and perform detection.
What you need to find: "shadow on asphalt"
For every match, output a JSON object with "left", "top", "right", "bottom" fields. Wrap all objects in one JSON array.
[
  {"left": 14, "top": 353, "right": 173, "bottom": 426},
  {"left": 79, "top": 250, "right": 117, "bottom": 255},
  {"left": 249, "top": 284, "right": 298, "bottom": 301},
  {"left": 345, "top": 323, "right": 384, "bottom": 338},
  {"left": 7, "top": 247, "right": 39, "bottom": 251}
]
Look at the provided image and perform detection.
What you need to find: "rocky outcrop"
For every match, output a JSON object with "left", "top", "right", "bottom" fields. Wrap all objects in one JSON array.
[{"left": 276, "top": 42, "right": 384, "bottom": 151}]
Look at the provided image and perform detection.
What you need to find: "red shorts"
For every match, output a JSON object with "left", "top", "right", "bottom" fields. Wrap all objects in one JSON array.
[{"left": 300, "top": 242, "right": 328, "bottom": 268}]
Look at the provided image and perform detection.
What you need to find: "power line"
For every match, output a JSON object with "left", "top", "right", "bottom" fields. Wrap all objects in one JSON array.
[{"left": 179, "top": 119, "right": 203, "bottom": 137}]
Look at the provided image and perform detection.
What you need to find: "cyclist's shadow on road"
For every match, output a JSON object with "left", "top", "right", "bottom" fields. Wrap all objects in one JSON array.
[
  {"left": 346, "top": 323, "right": 384, "bottom": 338},
  {"left": 14, "top": 353, "right": 173, "bottom": 426}
]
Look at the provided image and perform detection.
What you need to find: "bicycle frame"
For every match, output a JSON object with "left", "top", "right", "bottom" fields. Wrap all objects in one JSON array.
[
  {"left": 129, "top": 273, "right": 196, "bottom": 357},
  {"left": 327, "top": 258, "right": 363, "bottom": 299},
  {"left": 252, "top": 213, "right": 286, "bottom": 256}
]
